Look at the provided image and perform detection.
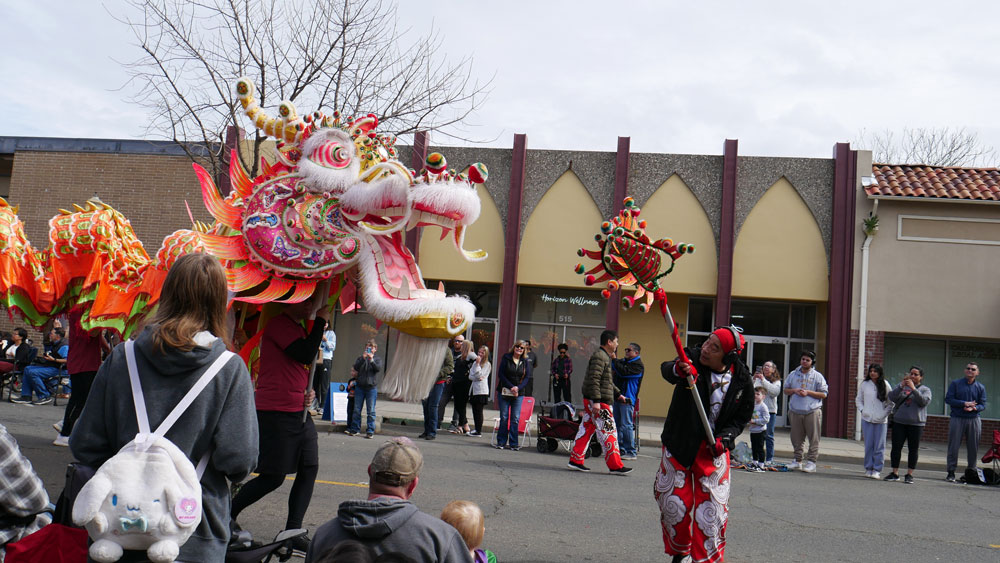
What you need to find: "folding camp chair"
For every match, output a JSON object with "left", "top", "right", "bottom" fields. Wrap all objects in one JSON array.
[
  {"left": 491, "top": 396, "right": 535, "bottom": 448},
  {"left": 980, "top": 429, "right": 1000, "bottom": 485}
]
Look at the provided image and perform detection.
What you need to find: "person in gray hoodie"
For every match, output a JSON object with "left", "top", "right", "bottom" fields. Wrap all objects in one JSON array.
[
  {"left": 306, "top": 437, "right": 471, "bottom": 563},
  {"left": 70, "top": 253, "right": 259, "bottom": 562},
  {"left": 883, "top": 365, "right": 932, "bottom": 484}
]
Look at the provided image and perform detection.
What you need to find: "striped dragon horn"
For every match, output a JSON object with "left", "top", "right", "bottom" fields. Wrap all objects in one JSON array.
[{"left": 234, "top": 77, "right": 308, "bottom": 144}]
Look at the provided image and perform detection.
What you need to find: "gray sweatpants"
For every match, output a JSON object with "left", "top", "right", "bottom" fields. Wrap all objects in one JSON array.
[{"left": 946, "top": 416, "right": 982, "bottom": 472}]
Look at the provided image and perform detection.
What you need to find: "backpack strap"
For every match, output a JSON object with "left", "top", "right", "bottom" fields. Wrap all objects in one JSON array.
[
  {"left": 150, "top": 349, "right": 236, "bottom": 442},
  {"left": 125, "top": 340, "right": 152, "bottom": 435}
]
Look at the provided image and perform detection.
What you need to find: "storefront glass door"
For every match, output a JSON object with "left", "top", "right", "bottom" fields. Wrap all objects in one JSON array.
[{"left": 748, "top": 339, "right": 787, "bottom": 426}]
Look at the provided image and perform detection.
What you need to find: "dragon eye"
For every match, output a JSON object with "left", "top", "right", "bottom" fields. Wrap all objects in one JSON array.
[
  {"left": 334, "top": 146, "right": 347, "bottom": 162},
  {"left": 310, "top": 141, "right": 352, "bottom": 169},
  {"left": 112, "top": 494, "right": 117, "bottom": 506}
]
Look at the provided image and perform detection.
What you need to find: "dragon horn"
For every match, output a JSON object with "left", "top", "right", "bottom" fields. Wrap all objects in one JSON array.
[{"left": 234, "top": 77, "right": 307, "bottom": 144}]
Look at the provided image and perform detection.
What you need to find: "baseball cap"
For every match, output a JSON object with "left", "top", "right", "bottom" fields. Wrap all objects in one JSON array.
[{"left": 371, "top": 437, "right": 423, "bottom": 486}]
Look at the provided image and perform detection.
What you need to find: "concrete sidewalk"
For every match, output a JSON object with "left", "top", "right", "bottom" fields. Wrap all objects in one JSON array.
[{"left": 330, "top": 398, "right": 956, "bottom": 473}]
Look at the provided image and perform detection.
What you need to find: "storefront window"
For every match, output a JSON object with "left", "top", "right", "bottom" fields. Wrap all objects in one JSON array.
[
  {"left": 884, "top": 336, "right": 998, "bottom": 419},
  {"left": 688, "top": 298, "right": 714, "bottom": 333},
  {"left": 425, "top": 280, "right": 500, "bottom": 319},
  {"left": 516, "top": 287, "right": 606, "bottom": 402},
  {"left": 730, "top": 300, "right": 789, "bottom": 337}
]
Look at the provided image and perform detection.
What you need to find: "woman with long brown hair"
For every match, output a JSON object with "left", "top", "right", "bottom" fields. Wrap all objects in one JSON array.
[
  {"left": 71, "top": 253, "right": 258, "bottom": 561},
  {"left": 495, "top": 340, "right": 532, "bottom": 450}
]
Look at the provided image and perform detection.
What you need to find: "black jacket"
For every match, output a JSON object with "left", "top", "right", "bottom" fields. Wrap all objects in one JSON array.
[
  {"left": 353, "top": 355, "right": 383, "bottom": 388},
  {"left": 660, "top": 346, "right": 753, "bottom": 468}
]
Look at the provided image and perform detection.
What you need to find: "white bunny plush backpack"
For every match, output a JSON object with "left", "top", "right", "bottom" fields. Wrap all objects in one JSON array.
[{"left": 72, "top": 340, "right": 234, "bottom": 563}]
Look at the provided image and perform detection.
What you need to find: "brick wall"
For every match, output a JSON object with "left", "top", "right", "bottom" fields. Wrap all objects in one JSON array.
[{"left": 0, "top": 150, "right": 215, "bottom": 340}]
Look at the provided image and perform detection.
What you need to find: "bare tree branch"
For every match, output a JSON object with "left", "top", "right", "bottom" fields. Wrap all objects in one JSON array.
[
  {"left": 856, "top": 127, "right": 999, "bottom": 167},
  {"left": 116, "top": 0, "right": 493, "bottom": 181}
]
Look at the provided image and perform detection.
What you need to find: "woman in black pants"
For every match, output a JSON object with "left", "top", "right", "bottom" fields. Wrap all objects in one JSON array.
[
  {"left": 883, "top": 366, "right": 932, "bottom": 484},
  {"left": 449, "top": 340, "right": 476, "bottom": 434}
]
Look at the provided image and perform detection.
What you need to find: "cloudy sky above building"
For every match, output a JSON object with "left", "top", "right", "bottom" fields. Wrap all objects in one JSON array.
[{"left": 3, "top": 0, "right": 999, "bottom": 160}]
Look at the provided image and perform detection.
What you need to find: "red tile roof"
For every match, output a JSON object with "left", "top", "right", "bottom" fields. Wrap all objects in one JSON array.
[{"left": 868, "top": 164, "right": 1000, "bottom": 201}]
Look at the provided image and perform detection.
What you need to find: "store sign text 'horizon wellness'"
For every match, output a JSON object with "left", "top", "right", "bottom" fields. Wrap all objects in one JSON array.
[{"left": 539, "top": 292, "right": 603, "bottom": 325}]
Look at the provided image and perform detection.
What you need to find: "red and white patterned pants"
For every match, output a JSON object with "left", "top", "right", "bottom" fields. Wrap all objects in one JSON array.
[
  {"left": 570, "top": 399, "right": 623, "bottom": 470},
  {"left": 654, "top": 445, "right": 730, "bottom": 563}
]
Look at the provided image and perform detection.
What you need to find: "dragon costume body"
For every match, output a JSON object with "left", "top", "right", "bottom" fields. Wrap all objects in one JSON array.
[{"left": 0, "top": 78, "right": 488, "bottom": 400}]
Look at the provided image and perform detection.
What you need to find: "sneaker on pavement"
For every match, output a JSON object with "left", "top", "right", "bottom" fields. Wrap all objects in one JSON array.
[
  {"left": 344, "top": 430, "right": 358, "bottom": 436},
  {"left": 32, "top": 396, "right": 54, "bottom": 406},
  {"left": 508, "top": 445, "right": 521, "bottom": 451},
  {"left": 883, "top": 473, "right": 899, "bottom": 481},
  {"left": 365, "top": 433, "right": 374, "bottom": 439},
  {"left": 904, "top": 474, "right": 914, "bottom": 484},
  {"left": 801, "top": 461, "right": 816, "bottom": 473},
  {"left": 467, "top": 430, "right": 482, "bottom": 437},
  {"left": 52, "top": 421, "right": 63, "bottom": 433},
  {"left": 945, "top": 471, "right": 956, "bottom": 482},
  {"left": 609, "top": 466, "right": 633, "bottom": 475},
  {"left": 424, "top": 434, "right": 436, "bottom": 440},
  {"left": 418, "top": 433, "right": 427, "bottom": 438},
  {"left": 493, "top": 444, "right": 504, "bottom": 450},
  {"left": 52, "top": 435, "right": 69, "bottom": 447},
  {"left": 621, "top": 454, "right": 638, "bottom": 460},
  {"left": 11, "top": 396, "right": 33, "bottom": 405},
  {"left": 567, "top": 461, "right": 591, "bottom": 472},
  {"left": 787, "top": 461, "right": 801, "bottom": 470},
  {"left": 871, "top": 471, "right": 880, "bottom": 480}
]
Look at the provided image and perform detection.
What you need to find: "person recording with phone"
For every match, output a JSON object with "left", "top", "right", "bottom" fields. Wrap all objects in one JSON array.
[
  {"left": 884, "top": 366, "right": 932, "bottom": 484},
  {"left": 347, "top": 339, "right": 382, "bottom": 439},
  {"left": 753, "top": 361, "right": 781, "bottom": 464}
]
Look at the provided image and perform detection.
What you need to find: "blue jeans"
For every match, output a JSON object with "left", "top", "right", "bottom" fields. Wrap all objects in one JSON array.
[
  {"left": 497, "top": 394, "right": 523, "bottom": 448},
  {"left": 765, "top": 411, "right": 777, "bottom": 462},
  {"left": 349, "top": 385, "right": 377, "bottom": 434},
  {"left": 862, "top": 420, "right": 887, "bottom": 472},
  {"left": 422, "top": 381, "right": 445, "bottom": 437},
  {"left": 613, "top": 400, "right": 636, "bottom": 457},
  {"left": 21, "top": 366, "right": 57, "bottom": 400}
]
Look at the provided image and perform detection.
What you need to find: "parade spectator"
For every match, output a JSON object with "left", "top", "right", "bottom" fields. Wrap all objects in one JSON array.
[
  {"left": 749, "top": 387, "right": 770, "bottom": 469},
  {"left": 231, "top": 289, "right": 328, "bottom": 554},
  {"left": 305, "top": 437, "right": 472, "bottom": 563},
  {"left": 346, "top": 368, "right": 358, "bottom": 430},
  {"left": 855, "top": 363, "right": 892, "bottom": 479},
  {"left": 753, "top": 360, "right": 781, "bottom": 464},
  {"left": 784, "top": 350, "right": 827, "bottom": 473},
  {"left": 884, "top": 365, "right": 932, "bottom": 484},
  {"left": 550, "top": 343, "right": 573, "bottom": 403},
  {"left": 440, "top": 500, "right": 498, "bottom": 563},
  {"left": 495, "top": 340, "right": 532, "bottom": 451},
  {"left": 468, "top": 346, "right": 492, "bottom": 437},
  {"left": 612, "top": 342, "right": 644, "bottom": 460},
  {"left": 944, "top": 362, "right": 987, "bottom": 482},
  {"left": 656, "top": 326, "right": 753, "bottom": 563},
  {"left": 0, "top": 329, "right": 31, "bottom": 379},
  {"left": 568, "top": 330, "right": 631, "bottom": 474},
  {"left": 438, "top": 335, "right": 464, "bottom": 433},
  {"left": 420, "top": 346, "right": 454, "bottom": 441},
  {"left": 347, "top": 339, "right": 382, "bottom": 439},
  {"left": 522, "top": 342, "right": 538, "bottom": 398},
  {"left": 70, "top": 253, "right": 258, "bottom": 561},
  {"left": 13, "top": 328, "right": 68, "bottom": 405},
  {"left": 449, "top": 340, "right": 476, "bottom": 435},
  {"left": 52, "top": 310, "right": 109, "bottom": 447},
  {"left": 0, "top": 423, "right": 51, "bottom": 558},
  {"left": 313, "top": 321, "right": 336, "bottom": 416}
]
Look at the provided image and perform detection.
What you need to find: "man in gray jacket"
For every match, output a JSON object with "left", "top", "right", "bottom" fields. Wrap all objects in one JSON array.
[{"left": 306, "top": 437, "right": 471, "bottom": 563}]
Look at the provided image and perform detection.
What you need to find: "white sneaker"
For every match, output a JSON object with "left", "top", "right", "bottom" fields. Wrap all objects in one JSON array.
[
  {"left": 788, "top": 461, "right": 802, "bottom": 470},
  {"left": 52, "top": 435, "right": 69, "bottom": 447},
  {"left": 864, "top": 470, "right": 872, "bottom": 478},
  {"left": 52, "top": 421, "right": 63, "bottom": 433},
  {"left": 871, "top": 471, "right": 880, "bottom": 480},
  {"left": 802, "top": 461, "right": 817, "bottom": 473}
]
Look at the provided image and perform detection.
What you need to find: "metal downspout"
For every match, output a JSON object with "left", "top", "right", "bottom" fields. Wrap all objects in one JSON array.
[{"left": 855, "top": 199, "right": 878, "bottom": 441}]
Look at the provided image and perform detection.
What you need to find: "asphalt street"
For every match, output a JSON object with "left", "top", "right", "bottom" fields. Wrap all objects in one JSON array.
[{"left": 5, "top": 400, "right": 999, "bottom": 562}]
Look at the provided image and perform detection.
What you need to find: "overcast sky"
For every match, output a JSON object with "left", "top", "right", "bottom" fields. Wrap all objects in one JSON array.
[{"left": 3, "top": 0, "right": 1000, "bottom": 160}]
